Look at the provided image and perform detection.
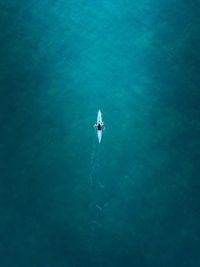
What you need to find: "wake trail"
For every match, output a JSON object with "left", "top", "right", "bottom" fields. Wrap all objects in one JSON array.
[
  {"left": 89, "top": 131, "right": 98, "bottom": 186},
  {"left": 89, "top": 130, "right": 103, "bottom": 187}
]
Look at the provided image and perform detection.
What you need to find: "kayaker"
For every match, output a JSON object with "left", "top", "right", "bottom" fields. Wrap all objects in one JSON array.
[{"left": 94, "top": 122, "right": 104, "bottom": 130}]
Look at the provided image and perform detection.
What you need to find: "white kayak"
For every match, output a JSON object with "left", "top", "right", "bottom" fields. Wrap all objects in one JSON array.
[{"left": 97, "top": 110, "right": 103, "bottom": 143}]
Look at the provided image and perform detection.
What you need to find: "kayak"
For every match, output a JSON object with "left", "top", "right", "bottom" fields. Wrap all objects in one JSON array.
[{"left": 97, "top": 110, "right": 102, "bottom": 143}]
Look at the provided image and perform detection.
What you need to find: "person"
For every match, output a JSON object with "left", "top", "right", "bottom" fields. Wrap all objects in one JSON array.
[{"left": 94, "top": 122, "right": 104, "bottom": 130}]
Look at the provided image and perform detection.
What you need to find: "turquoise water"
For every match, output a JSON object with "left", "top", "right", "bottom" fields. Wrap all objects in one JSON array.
[{"left": 0, "top": 1, "right": 200, "bottom": 266}]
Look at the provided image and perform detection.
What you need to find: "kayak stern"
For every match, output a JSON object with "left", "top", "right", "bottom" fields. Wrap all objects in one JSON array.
[{"left": 97, "top": 130, "right": 102, "bottom": 143}]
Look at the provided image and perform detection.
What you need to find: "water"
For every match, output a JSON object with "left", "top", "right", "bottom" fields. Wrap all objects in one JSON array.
[{"left": 0, "top": 0, "right": 200, "bottom": 266}]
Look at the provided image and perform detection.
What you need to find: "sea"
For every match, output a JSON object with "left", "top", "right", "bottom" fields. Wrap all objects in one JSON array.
[{"left": 0, "top": 0, "right": 200, "bottom": 266}]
